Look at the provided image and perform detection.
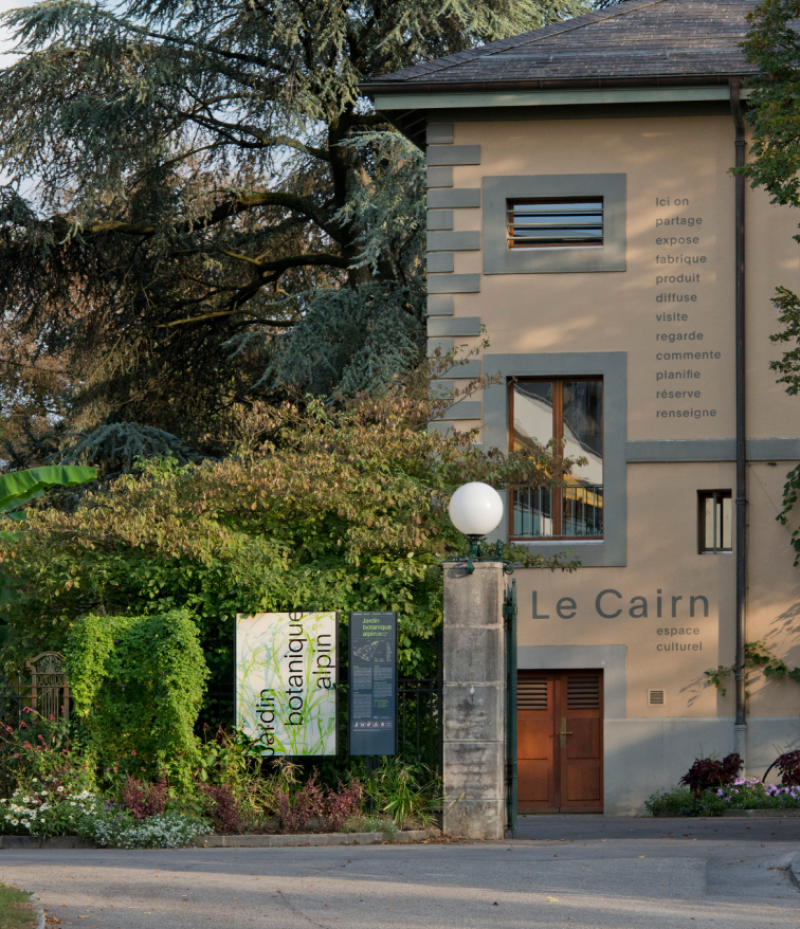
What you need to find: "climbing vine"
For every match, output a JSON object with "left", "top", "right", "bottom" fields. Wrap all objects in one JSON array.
[
  {"left": 65, "top": 609, "right": 209, "bottom": 785},
  {"left": 704, "top": 639, "right": 800, "bottom": 696}
]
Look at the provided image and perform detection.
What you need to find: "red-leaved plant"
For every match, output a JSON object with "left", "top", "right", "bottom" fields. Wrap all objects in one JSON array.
[
  {"left": 121, "top": 775, "right": 169, "bottom": 820},
  {"left": 323, "top": 780, "right": 363, "bottom": 832},
  {"left": 775, "top": 750, "right": 800, "bottom": 786},
  {"left": 276, "top": 772, "right": 362, "bottom": 834},
  {"left": 680, "top": 753, "right": 743, "bottom": 797},
  {"left": 199, "top": 784, "right": 243, "bottom": 834}
]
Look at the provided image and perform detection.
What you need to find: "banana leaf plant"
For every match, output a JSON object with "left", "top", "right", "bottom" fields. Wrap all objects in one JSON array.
[
  {"left": 0, "top": 465, "right": 97, "bottom": 522},
  {"left": 0, "top": 465, "right": 97, "bottom": 644}
]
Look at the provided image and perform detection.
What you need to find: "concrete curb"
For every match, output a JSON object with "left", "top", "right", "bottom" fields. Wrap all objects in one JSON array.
[
  {"left": 722, "top": 809, "right": 800, "bottom": 818},
  {"left": 0, "top": 828, "right": 440, "bottom": 850},
  {"left": 189, "top": 829, "right": 439, "bottom": 848},
  {"left": 32, "top": 898, "right": 45, "bottom": 929},
  {"left": 0, "top": 836, "right": 94, "bottom": 850},
  {"left": 790, "top": 853, "right": 800, "bottom": 889}
]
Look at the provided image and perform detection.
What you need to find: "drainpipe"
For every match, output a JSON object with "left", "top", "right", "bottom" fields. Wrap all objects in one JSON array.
[{"left": 730, "top": 78, "right": 747, "bottom": 762}]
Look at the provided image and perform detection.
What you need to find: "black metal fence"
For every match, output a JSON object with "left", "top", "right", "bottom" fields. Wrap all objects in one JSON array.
[
  {"left": 396, "top": 676, "right": 441, "bottom": 770},
  {"left": 0, "top": 675, "right": 19, "bottom": 728},
  {"left": 5, "top": 632, "right": 444, "bottom": 772},
  {"left": 198, "top": 631, "right": 443, "bottom": 770}
]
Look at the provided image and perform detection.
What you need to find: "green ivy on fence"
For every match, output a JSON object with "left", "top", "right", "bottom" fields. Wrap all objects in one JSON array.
[{"left": 65, "top": 609, "right": 209, "bottom": 785}]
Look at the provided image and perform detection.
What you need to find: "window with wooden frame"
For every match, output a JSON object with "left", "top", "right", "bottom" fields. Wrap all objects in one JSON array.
[
  {"left": 510, "top": 378, "right": 603, "bottom": 540},
  {"left": 507, "top": 198, "right": 604, "bottom": 250},
  {"left": 699, "top": 490, "right": 732, "bottom": 554}
]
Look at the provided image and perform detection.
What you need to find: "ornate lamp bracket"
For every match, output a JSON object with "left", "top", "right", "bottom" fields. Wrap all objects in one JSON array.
[{"left": 452, "top": 537, "right": 515, "bottom": 576}]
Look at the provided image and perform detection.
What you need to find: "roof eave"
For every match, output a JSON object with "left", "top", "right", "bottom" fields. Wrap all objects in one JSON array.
[{"left": 360, "top": 71, "right": 755, "bottom": 101}]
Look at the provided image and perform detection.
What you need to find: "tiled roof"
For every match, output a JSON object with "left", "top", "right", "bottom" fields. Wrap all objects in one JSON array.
[{"left": 364, "top": 0, "right": 758, "bottom": 92}]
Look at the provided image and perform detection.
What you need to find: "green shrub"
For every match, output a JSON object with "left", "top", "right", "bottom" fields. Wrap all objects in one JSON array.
[
  {"left": 645, "top": 786, "right": 727, "bottom": 817},
  {"left": 365, "top": 758, "right": 442, "bottom": 828},
  {"left": 0, "top": 360, "right": 579, "bottom": 697},
  {"left": 65, "top": 609, "right": 209, "bottom": 785}
]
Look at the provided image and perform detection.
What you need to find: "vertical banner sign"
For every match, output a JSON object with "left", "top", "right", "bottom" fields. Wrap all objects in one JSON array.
[
  {"left": 235, "top": 612, "right": 337, "bottom": 757},
  {"left": 349, "top": 612, "right": 398, "bottom": 756}
]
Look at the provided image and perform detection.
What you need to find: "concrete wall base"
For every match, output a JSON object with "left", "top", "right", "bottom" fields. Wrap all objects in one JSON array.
[{"left": 603, "top": 716, "right": 800, "bottom": 814}]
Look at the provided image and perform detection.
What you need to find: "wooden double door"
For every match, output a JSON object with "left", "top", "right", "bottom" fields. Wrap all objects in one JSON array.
[{"left": 517, "top": 670, "right": 604, "bottom": 813}]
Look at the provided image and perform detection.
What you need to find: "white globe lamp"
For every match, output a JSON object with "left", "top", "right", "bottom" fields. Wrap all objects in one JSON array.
[
  {"left": 448, "top": 482, "right": 504, "bottom": 573},
  {"left": 449, "top": 482, "right": 504, "bottom": 537}
]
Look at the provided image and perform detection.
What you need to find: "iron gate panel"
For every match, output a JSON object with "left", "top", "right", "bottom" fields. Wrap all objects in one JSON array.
[{"left": 504, "top": 579, "right": 518, "bottom": 838}]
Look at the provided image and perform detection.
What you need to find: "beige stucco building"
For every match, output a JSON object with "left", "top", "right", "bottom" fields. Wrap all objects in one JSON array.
[{"left": 365, "top": 0, "right": 800, "bottom": 814}]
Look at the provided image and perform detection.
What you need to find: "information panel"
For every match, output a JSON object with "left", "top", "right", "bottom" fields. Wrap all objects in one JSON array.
[
  {"left": 236, "top": 612, "right": 337, "bottom": 757},
  {"left": 348, "top": 612, "right": 397, "bottom": 756}
]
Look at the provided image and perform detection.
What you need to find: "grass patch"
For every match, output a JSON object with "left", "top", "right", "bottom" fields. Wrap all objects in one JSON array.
[
  {"left": 341, "top": 815, "right": 399, "bottom": 841},
  {"left": 0, "top": 883, "right": 37, "bottom": 929}
]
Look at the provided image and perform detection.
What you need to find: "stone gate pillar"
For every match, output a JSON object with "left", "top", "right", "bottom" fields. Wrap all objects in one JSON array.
[{"left": 442, "top": 561, "right": 506, "bottom": 840}]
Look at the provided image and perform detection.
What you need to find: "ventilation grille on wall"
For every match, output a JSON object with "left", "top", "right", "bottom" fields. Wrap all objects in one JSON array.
[
  {"left": 507, "top": 199, "right": 604, "bottom": 249},
  {"left": 567, "top": 675, "right": 600, "bottom": 709},
  {"left": 647, "top": 689, "right": 665, "bottom": 707},
  {"left": 518, "top": 677, "right": 548, "bottom": 710}
]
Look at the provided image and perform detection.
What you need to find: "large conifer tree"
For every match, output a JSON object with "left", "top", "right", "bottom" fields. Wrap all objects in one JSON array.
[{"left": 0, "top": 0, "right": 588, "bottom": 459}]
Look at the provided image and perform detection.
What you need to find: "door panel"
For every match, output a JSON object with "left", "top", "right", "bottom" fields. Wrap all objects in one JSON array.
[
  {"left": 559, "top": 672, "right": 604, "bottom": 812},
  {"left": 564, "top": 718, "right": 601, "bottom": 759},
  {"left": 565, "top": 766, "right": 602, "bottom": 802},
  {"left": 517, "top": 673, "right": 557, "bottom": 812},
  {"left": 518, "top": 719, "right": 552, "bottom": 759},
  {"left": 517, "top": 670, "right": 603, "bottom": 813}
]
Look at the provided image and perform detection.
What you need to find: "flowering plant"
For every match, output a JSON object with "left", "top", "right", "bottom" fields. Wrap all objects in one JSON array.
[
  {"left": 0, "top": 707, "right": 79, "bottom": 794},
  {"left": 76, "top": 809, "right": 211, "bottom": 849},
  {"left": 716, "top": 777, "right": 800, "bottom": 808},
  {"left": 0, "top": 782, "right": 97, "bottom": 836},
  {"left": 647, "top": 776, "right": 800, "bottom": 817}
]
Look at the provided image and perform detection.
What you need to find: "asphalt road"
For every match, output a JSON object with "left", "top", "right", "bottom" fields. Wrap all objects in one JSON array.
[{"left": 1, "top": 817, "right": 798, "bottom": 929}]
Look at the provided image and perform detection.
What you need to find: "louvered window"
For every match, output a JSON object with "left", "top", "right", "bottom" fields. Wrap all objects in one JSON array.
[
  {"left": 567, "top": 675, "right": 600, "bottom": 709},
  {"left": 507, "top": 198, "right": 604, "bottom": 249},
  {"left": 518, "top": 676, "right": 548, "bottom": 710}
]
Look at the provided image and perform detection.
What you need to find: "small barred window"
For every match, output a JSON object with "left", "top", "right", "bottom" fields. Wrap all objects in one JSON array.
[{"left": 699, "top": 490, "right": 732, "bottom": 554}]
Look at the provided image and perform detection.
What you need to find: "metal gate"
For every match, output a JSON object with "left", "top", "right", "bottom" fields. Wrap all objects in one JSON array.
[{"left": 504, "top": 579, "right": 518, "bottom": 838}]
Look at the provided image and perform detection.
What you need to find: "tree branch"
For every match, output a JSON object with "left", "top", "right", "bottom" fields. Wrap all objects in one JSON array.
[
  {"left": 185, "top": 110, "right": 332, "bottom": 162},
  {"left": 157, "top": 308, "right": 298, "bottom": 328},
  {"left": 1, "top": 191, "right": 343, "bottom": 250}
]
